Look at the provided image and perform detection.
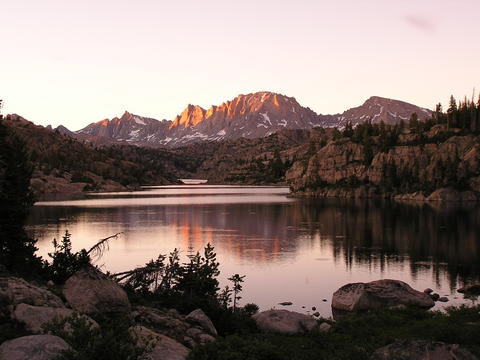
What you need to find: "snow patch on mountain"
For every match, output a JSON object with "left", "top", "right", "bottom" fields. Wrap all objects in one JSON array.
[
  {"left": 129, "top": 129, "right": 140, "bottom": 138},
  {"left": 260, "top": 112, "right": 272, "bottom": 125},
  {"left": 134, "top": 117, "right": 146, "bottom": 125}
]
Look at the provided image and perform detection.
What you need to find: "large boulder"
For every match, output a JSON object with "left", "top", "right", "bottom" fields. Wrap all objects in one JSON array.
[
  {"left": 129, "top": 325, "right": 189, "bottom": 360},
  {"left": 253, "top": 309, "right": 317, "bottom": 334},
  {"left": 185, "top": 309, "right": 217, "bottom": 337},
  {"left": 0, "top": 277, "right": 64, "bottom": 314},
  {"left": 63, "top": 267, "right": 130, "bottom": 316},
  {"left": 13, "top": 303, "right": 98, "bottom": 334},
  {"left": 0, "top": 334, "right": 72, "bottom": 360},
  {"left": 332, "top": 279, "right": 434, "bottom": 312},
  {"left": 370, "top": 339, "right": 478, "bottom": 360}
]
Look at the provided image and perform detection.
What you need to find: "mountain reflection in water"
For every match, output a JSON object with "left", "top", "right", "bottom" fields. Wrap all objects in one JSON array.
[{"left": 27, "top": 186, "right": 480, "bottom": 316}]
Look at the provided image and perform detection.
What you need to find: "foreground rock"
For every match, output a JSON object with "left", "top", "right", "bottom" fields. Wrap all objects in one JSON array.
[
  {"left": 13, "top": 303, "right": 98, "bottom": 334},
  {"left": 253, "top": 310, "right": 317, "bottom": 334},
  {"left": 370, "top": 339, "right": 478, "bottom": 360},
  {"left": 133, "top": 306, "right": 216, "bottom": 348},
  {"left": 129, "top": 326, "right": 189, "bottom": 360},
  {"left": 63, "top": 267, "right": 130, "bottom": 316},
  {"left": 185, "top": 309, "right": 218, "bottom": 337},
  {"left": 0, "top": 335, "right": 71, "bottom": 360},
  {"left": 332, "top": 279, "right": 434, "bottom": 312},
  {"left": 0, "top": 277, "right": 64, "bottom": 315}
]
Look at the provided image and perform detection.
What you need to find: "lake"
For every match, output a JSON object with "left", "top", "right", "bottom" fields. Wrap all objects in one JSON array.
[{"left": 26, "top": 185, "right": 480, "bottom": 317}]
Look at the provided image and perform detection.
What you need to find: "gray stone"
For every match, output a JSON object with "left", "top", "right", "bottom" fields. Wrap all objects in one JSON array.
[
  {"left": 13, "top": 303, "right": 98, "bottom": 334},
  {"left": 0, "top": 277, "right": 64, "bottom": 311},
  {"left": 185, "top": 309, "right": 217, "bottom": 337},
  {"left": 0, "top": 334, "right": 71, "bottom": 360},
  {"left": 185, "top": 328, "right": 215, "bottom": 345},
  {"left": 185, "top": 328, "right": 203, "bottom": 339},
  {"left": 63, "top": 267, "right": 130, "bottom": 316},
  {"left": 332, "top": 279, "right": 435, "bottom": 312},
  {"left": 196, "top": 333, "right": 216, "bottom": 345},
  {"left": 133, "top": 306, "right": 215, "bottom": 348},
  {"left": 370, "top": 339, "right": 478, "bottom": 360},
  {"left": 253, "top": 310, "right": 317, "bottom": 334},
  {"left": 318, "top": 322, "right": 332, "bottom": 332},
  {"left": 431, "top": 293, "right": 440, "bottom": 301},
  {"left": 423, "top": 288, "right": 433, "bottom": 294},
  {"left": 438, "top": 297, "right": 449, "bottom": 302},
  {"left": 129, "top": 326, "right": 189, "bottom": 360},
  {"left": 133, "top": 306, "right": 189, "bottom": 343}
]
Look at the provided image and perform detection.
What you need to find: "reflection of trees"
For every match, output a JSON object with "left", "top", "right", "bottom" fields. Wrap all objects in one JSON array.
[
  {"left": 27, "top": 199, "right": 480, "bottom": 289},
  {"left": 295, "top": 199, "right": 480, "bottom": 287}
]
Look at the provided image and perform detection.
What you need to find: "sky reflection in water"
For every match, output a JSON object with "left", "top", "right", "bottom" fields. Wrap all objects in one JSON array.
[{"left": 27, "top": 186, "right": 480, "bottom": 316}]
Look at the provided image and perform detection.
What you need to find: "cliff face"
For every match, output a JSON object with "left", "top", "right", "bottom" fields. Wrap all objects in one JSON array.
[{"left": 286, "top": 125, "right": 480, "bottom": 200}]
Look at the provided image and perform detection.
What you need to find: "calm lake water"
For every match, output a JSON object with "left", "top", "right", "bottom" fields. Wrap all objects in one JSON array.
[{"left": 26, "top": 185, "right": 480, "bottom": 317}]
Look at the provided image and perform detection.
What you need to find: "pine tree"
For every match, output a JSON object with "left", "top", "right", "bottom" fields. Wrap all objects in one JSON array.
[
  {"left": 409, "top": 113, "right": 419, "bottom": 133},
  {"left": 434, "top": 103, "right": 443, "bottom": 124},
  {"left": 0, "top": 117, "right": 41, "bottom": 272},
  {"left": 342, "top": 122, "right": 354, "bottom": 138},
  {"left": 447, "top": 95, "right": 457, "bottom": 129}
]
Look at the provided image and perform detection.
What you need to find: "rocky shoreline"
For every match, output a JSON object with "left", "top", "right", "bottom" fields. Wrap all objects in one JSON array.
[
  {"left": 1, "top": 269, "right": 479, "bottom": 360},
  {"left": 292, "top": 186, "right": 480, "bottom": 202}
]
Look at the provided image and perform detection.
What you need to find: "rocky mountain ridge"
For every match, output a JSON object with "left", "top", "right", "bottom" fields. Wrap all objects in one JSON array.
[{"left": 63, "top": 92, "right": 431, "bottom": 147}]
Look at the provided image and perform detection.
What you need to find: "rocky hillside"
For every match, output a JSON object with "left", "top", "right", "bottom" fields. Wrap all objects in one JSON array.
[
  {"left": 1, "top": 115, "right": 197, "bottom": 196},
  {"left": 64, "top": 92, "right": 431, "bottom": 147},
  {"left": 286, "top": 121, "right": 480, "bottom": 201},
  {"left": 186, "top": 129, "right": 314, "bottom": 184}
]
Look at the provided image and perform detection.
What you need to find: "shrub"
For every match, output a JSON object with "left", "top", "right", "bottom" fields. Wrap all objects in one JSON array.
[
  {"left": 46, "top": 231, "right": 90, "bottom": 284},
  {"left": 44, "top": 313, "right": 147, "bottom": 360}
]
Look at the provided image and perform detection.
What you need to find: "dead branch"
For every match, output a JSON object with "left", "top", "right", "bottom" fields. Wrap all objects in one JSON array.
[{"left": 86, "top": 232, "right": 123, "bottom": 260}]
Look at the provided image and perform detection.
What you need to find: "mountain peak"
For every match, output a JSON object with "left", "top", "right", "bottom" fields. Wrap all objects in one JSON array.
[
  {"left": 120, "top": 111, "right": 137, "bottom": 120},
  {"left": 170, "top": 104, "right": 206, "bottom": 129},
  {"left": 72, "top": 92, "right": 433, "bottom": 147},
  {"left": 334, "top": 96, "right": 432, "bottom": 127},
  {"left": 363, "top": 96, "right": 412, "bottom": 107}
]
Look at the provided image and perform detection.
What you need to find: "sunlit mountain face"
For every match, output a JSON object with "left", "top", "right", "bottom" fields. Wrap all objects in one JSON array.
[{"left": 62, "top": 92, "right": 431, "bottom": 147}]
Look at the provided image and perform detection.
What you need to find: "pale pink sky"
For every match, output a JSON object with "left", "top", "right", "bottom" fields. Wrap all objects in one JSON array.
[{"left": 1, "top": 0, "right": 479, "bottom": 129}]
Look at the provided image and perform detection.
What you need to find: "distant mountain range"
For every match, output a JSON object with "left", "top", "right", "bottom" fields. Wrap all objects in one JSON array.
[{"left": 57, "top": 91, "right": 432, "bottom": 147}]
